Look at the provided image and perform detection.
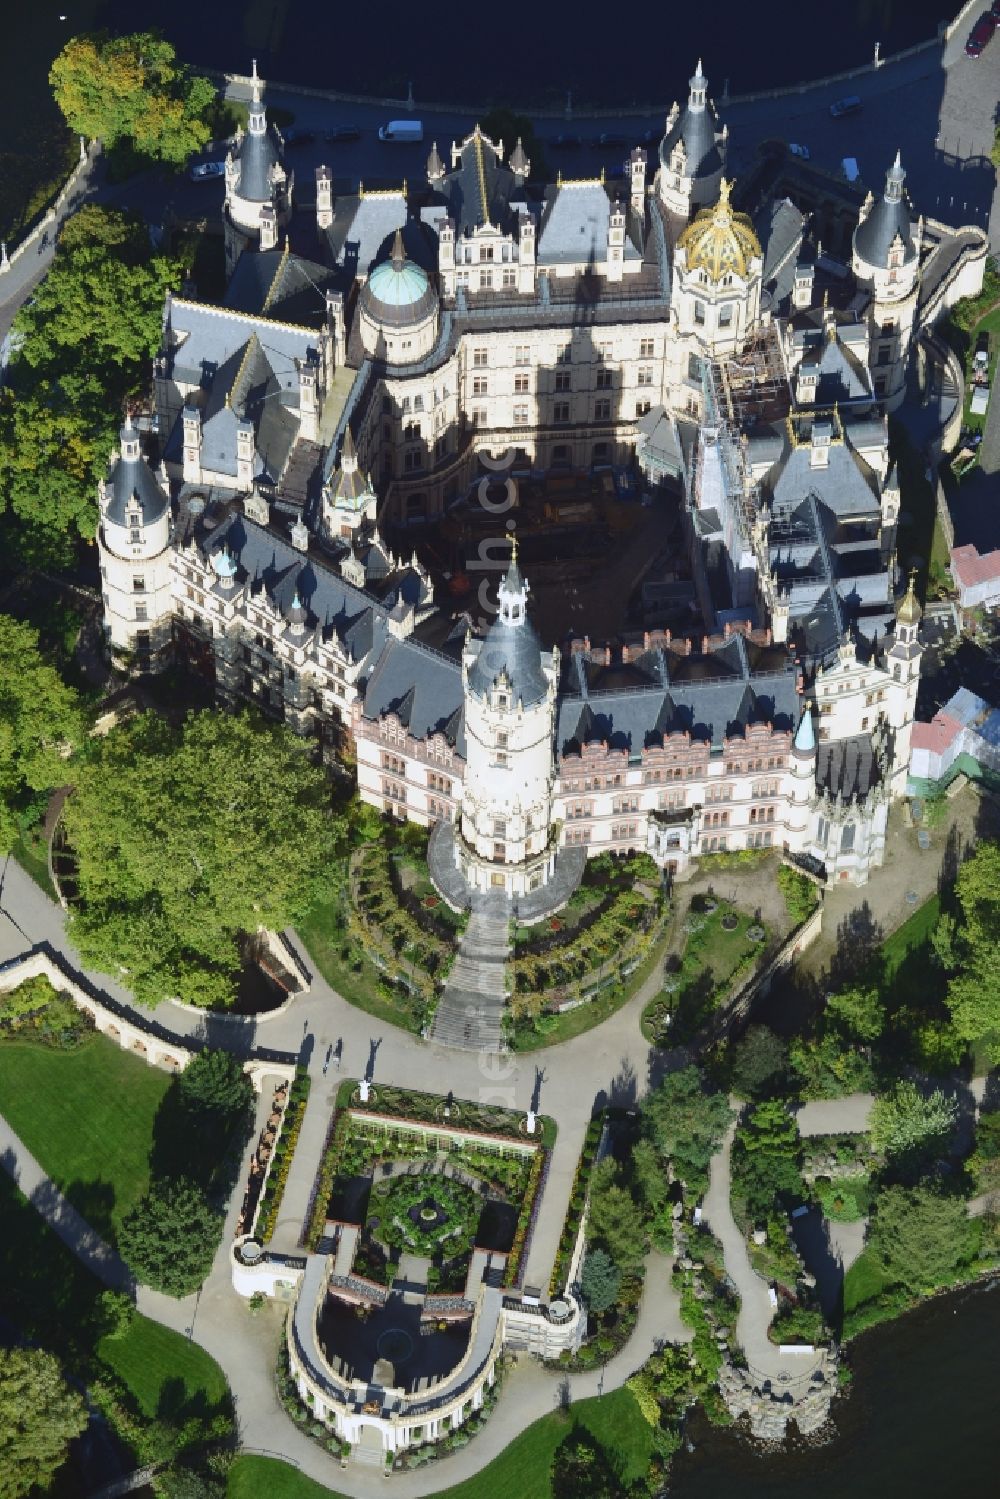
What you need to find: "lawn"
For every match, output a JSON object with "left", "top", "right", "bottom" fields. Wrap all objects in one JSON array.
[
  {"left": 227, "top": 1387, "right": 650, "bottom": 1499},
  {"left": 0, "top": 1031, "right": 171, "bottom": 1243},
  {"left": 0, "top": 1171, "right": 230, "bottom": 1445},
  {"left": 881, "top": 892, "right": 941, "bottom": 981},
  {"left": 98, "top": 1314, "right": 229, "bottom": 1419},
  {"left": 843, "top": 1246, "right": 891, "bottom": 1314},
  {"left": 643, "top": 900, "right": 763, "bottom": 1043},
  {"left": 297, "top": 892, "right": 426, "bottom": 1034}
]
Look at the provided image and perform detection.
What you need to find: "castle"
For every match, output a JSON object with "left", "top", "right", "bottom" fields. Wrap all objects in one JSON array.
[{"left": 97, "top": 61, "right": 987, "bottom": 898}]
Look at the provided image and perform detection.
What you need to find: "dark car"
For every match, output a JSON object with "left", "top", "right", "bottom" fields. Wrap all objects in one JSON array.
[
  {"left": 966, "top": 13, "right": 995, "bottom": 54},
  {"left": 282, "top": 127, "right": 317, "bottom": 147},
  {"left": 829, "top": 95, "right": 862, "bottom": 119},
  {"left": 326, "top": 125, "right": 362, "bottom": 143}
]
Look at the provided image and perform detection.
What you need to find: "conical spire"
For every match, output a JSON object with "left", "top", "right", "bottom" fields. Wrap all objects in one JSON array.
[
  {"left": 248, "top": 58, "right": 266, "bottom": 134},
  {"left": 391, "top": 227, "right": 405, "bottom": 267},
  {"left": 289, "top": 587, "right": 308, "bottom": 627},
  {"left": 509, "top": 136, "right": 529, "bottom": 179},
  {"left": 426, "top": 141, "right": 445, "bottom": 184},
  {"left": 689, "top": 58, "right": 707, "bottom": 109},
  {"left": 342, "top": 425, "right": 358, "bottom": 471},
  {"left": 885, "top": 150, "right": 905, "bottom": 203},
  {"left": 793, "top": 703, "right": 816, "bottom": 756}
]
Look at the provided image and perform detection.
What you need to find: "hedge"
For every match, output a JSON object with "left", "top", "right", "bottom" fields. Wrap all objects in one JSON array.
[
  {"left": 254, "top": 1069, "right": 311, "bottom": 1243},
  {"left": 548, "top": 1113, "right": 605, "bottom": 1296}
]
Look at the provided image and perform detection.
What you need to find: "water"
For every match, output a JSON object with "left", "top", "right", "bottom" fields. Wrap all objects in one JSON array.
[
  {"left": 670, "top": 1278, "right": 1000, "bottom": 1497},
  {"left": 4, "top": 0, "right": 952, "bottom": 142}
]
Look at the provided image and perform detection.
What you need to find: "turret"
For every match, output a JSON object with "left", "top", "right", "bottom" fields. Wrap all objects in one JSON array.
[
  {"left": 97, "top": 422, "right": 173, "bottom": 671},
  {"left": 426, "top": 141, "right": 446, "bottom": 187},
  {"left": 509, "top": 136, "right": 529, "bottom": 184},
  {"left": 657, "top": 59, "right": 726, "bottom": 219}
]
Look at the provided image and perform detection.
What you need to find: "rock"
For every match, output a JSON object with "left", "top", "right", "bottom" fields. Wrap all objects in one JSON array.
[{"left": 752, "top": 1229, "right": 767, "bottom": 1245}]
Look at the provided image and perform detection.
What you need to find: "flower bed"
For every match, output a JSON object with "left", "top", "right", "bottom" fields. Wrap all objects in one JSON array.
[
  {"left": 254, "top": 1070, "right": 311, "bottom": 1243},
  {"left": 504, "top": 1143, "right": 548, "bottom": 1288},
  {"left": 0, "top": 974, "right": 94, "bottom": 1051},
  {"left": 368, "top": 1175, "right": 482, "bottom": 1257},
  {"left": 548, "top": 1113, "right": 605, "bottom": 1296}
]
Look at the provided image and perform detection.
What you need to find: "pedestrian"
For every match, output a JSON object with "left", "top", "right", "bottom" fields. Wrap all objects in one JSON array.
[{"left": 322, "top": 1044, "right": 332, "bottom": 1076}]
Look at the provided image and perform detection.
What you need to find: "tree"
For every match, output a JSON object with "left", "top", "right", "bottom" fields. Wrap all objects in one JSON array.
[
  {"left": 118, "top": 1179, "right": 222, "bottom": 1296},
  {"left": 869, "top": 1081, "right": 957, "bottom": 1162},
  {"left": 731, "top": 1100, "right": 803, "bottom": 1220},
  {"left": 178, "top": 1049, "right": 253, "bottom": 1120},
  {"left": 0, "top": 207, "right": 179, "bottom": 563},
  {"left": 579, "top": 1248, "right": 621, "bottom": 1314},
  {"left": 943, "top": 842, "right": 1000, "bottom": 1056},
  {"left": 50, "top": 32, "right": 214, "bottom": 167},
  {"left": 64, "top": 710, "right": 341, "bottom": 1008},
  {"left": 550, "top": 1427, "right": 621, "bottom": 1499},
  {"left": 586, "top": 1158, "right": 648, "bottom": 1276},
  {"left": 0, "top": 616, "right": 83, "bottom": 851},
  {"left": 825, "top": 984, "right": 885, "bottom": 1043},
  {"left": 98, "top": 1289, "right": 135, "bottom": 1341},
  {"left": 157, "top": 1468, "right": 225, "bottom": 1499},
  {"left": 868, "top": 1184, "right": 975, "bottom": 1293},
  {"left": 642, "top": 1066, "right": 733, "bottom": 1192},
  {"left": 729, "top": 1025, "right": 788, "bottom": 1098},
  {"left": 0, "top": 1346, "right": 87, "bottom": 1499}
]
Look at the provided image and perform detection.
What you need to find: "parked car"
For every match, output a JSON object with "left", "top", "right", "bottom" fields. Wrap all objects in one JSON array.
[
  {"left": 189, "top": 160, "right": 225, "bottom": 181},
  {"left": 326, "top": 125, "right": 361, "bottom": 143},
  {"left": 829, "top": 95, "right": 862, "bottom": 119},
  {"left": 282, "top": 127, "right": 317, "bottom": 147},
  {"left": 378, "top": 119, "right": 424, "bottom": 142},
  {"left": 788, "top": 142, "right": 810, "bottom": 160},
  {"left": 966, "top": 13, "right": 996, "bottom": 54}
]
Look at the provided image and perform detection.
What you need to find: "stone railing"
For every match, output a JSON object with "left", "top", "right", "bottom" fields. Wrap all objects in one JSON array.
[
  {"left": 0, "top": 945, "right": 295, "bottom": 1094},
  {"left": 0, "top": 141, "right": 96, "bottom": 275}
]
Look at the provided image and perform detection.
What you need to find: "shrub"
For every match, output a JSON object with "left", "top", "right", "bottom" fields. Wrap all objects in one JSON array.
[
  {"left": 118, "top": 1179, "right": 222, "bottom": 1297},
  {"left": 777, "top": 865, "right": 818, "bottom": 926}
]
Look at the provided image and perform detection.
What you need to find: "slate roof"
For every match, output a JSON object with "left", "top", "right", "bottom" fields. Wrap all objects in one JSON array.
[
  {"left": 164, "top": 299, "right": 320, "bottom": 389},
  {"left": 194, "top": 335, "right": 300, "bottom": 484},
  {"left": 556, "top": 635, "right": 798, "bottom": 757},
  {"left": 225, "top": 249, "right": 340, "bottom": 327},
  {"left": 434, "top": 128, "right": 519, "bottom": 236},
  {"left": 361, "top": 637, "right": 465, "bottom": 751},
  {"left": 106, "top": 435, "right": 168, "bottom": 526},
  {"left": 234, "top": 125, "right": 282, "bottom": 203},
  {"left": 537, "top": 182, "right": 642, "bottom": 266},
  {"left": 467, "top": 612, "right": 549, "bottom": 707},
  {"left": 854, "top": 157, "right": 916, "bottom": 269},
  {"left": 817, "top": 733, "right": 880, "bottom": 798},
  {"left": 797, "top": 329, "right": 872, "bottom": 404},
  {"left": 762, "top": 431, "right": 880, "bottom": 521},
  {"left": 758, "top": 197, "right": 807, "bottom": 297},
  {"left": 323, "top": 192, "right": 409, "bottom": 279},
  {"left": 658, "top": 67, "right": 723, "bottom": 189}
]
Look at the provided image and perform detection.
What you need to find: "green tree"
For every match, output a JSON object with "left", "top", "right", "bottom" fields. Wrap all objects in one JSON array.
[
  {"left": 825, "top": 984, "right": 885, "bottom": 1043},
  {"left": 0, "top": 615, "right": 83, "bottom": 851},
  {"left": 732, "top": 1100, "right": 803, "bottom": 1221},
  {"left": 0, "top": 1346, "right": 87, "bottom": 1499},
  {"left": 868, "top": 1183, "right": 975, "bottom": 1293},
  {"left": 579, "top": 1248, "right": 621, "bottom": 1314},
  {"left": 631, "top": 1136, "right": 672, "bottom": 1248},
  {"left": 586, "top": 1158, "right": 648, "bottom": 1276},
  {"left": 943, "top": 842, "right": 1000, "bottom": 1056},
  {"left": 64, "top": 710, "right": 340, "bottom": 1008},
  {"left": 118, "top": 1179, "right": 222, "bottom": 1296},
  {"left": 157, "top": 1468, "right": 225, "bottom": 1499},
  {"left": 729, "top": 1025, "right": 788, "bottom": 1098},
  {"left": 178, "top": 1049, "right": 253, "bottom": 1120},
  {"left": 642, "top": 1066, "right": 733, "bottom": 1194},
  {"left": 869, "top": 1081, "right": 957, "bottom": 1162},
  {"left": 50, "top": 32, "right": 214, "bottom": 166},
  {"left": 550, "top": 1426, "right": 621, "bottom": 1499},
  {"left": 98, "top": 1289, "right": 135, "bottom": 1341},
  {"left": 0, "top": 207, "right": 179, "bottom": 563},
  {"left": 479, "top": 108, "right": 549, "bottom": 182}
]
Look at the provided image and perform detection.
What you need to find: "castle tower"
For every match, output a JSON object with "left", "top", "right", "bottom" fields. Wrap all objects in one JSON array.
[
  {"left": 884, "top": 571, "right": 924, "bottom": 795},
  {"left": 852, "top": 152, "right": 920, "bottom": 411},
  {"left": 223, "top": 60, "right": 293, "bottom": 278},
  {"left": 458, "top": 552, "right": 559, "bottom": 897},
  {"left": 672, "top": 179, "right": 762, "bottom": 357},
  {"left": 97, "top": 422, "right": 173, "bottom": 672},
  {"left": 657, "top": 60, "right": 726, "bottom": 219},
  {"left": 786, "top": 703, "right": 817, "bottom": 854}
]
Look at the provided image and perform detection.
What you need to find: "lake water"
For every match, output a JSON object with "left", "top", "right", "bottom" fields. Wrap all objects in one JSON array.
[{"left": 670, "top": 1278, "right": 1000, "bottom": 1497}]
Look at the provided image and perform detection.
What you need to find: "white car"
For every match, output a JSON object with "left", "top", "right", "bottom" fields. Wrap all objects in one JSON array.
[
  {"left": 789, "top": 143, "right": 810, "bottom": 160},
  {"left": 189, "top": 161, "right": 225, "bottom": 181}
]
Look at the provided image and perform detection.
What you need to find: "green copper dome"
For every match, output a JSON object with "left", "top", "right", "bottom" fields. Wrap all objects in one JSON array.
[{"left": 367, "top": 257, "right": 431, "bottom": 308}]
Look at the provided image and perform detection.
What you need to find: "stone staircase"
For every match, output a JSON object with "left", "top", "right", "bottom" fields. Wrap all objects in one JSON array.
[{"left": 429, "top": 892, "right": 510, "bottom": 1052}]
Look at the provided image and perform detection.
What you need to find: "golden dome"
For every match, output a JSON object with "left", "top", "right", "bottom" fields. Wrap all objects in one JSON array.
[
  {"left": 677, "top": 179, "right": 762, "bottom": 281},
  {"left": 896, "top": 569, "right": 922, "bottom": 626}
]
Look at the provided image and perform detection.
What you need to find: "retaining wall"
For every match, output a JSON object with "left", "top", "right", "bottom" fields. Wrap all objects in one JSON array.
[{"left": 0, "top": 141, "right": 96, "bottom": 273}]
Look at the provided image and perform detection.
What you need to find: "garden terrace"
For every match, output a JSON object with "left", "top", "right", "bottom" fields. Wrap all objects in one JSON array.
[
  {"left": 548, "top": 1113, "right": 607, "bottom": 1297},
  {"left": 642, "top": 893, "right": 771, "bottom": 1046}
]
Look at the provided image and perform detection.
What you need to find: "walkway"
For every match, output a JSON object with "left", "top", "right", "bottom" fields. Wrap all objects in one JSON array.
[{"left": 429, "top": 892, "right": 509, "bottom": 1052}]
